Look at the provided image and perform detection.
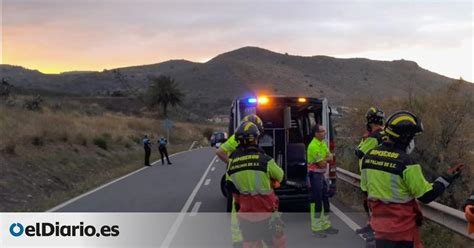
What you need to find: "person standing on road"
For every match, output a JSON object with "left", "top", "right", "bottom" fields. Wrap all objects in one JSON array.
[
  {"left": 216, "top": 114, "right": 265, "bottom": 246},
  {"left": 143, "top": 135, "right": 152, "bottom": 166},
  {"left": 157, "top": 136, "right": 172, "bottom": 165},
  {"left": 360, "top": 111, "right": 464, "bottom": 248},
  {"left": 307, "top": 125, "right": 339, "bottom": 238},
  {"left": 225, "top": 121, "right": 286, "bottom": 248},
  {"left": 354, "top": 107, "right": 386, "bottom": 240}
]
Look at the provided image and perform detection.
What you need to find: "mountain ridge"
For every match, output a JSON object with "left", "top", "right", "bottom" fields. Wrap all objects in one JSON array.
[{"left": 1, "top": 46, "right": 467, "bottom": 109}]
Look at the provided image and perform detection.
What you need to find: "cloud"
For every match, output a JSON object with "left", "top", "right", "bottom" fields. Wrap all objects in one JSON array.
[{"left": 2, "top": 0, "right": 472, "bottom": 80}]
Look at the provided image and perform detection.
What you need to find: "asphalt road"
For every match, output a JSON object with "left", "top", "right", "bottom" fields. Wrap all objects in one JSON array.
[{"left": 51, "top": 147, "right": 367, "bottom": 247}]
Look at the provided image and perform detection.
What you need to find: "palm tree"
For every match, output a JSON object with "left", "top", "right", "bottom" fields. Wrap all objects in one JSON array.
[{"left": 147, "top": 75, "right": 184, "bottom": 117}]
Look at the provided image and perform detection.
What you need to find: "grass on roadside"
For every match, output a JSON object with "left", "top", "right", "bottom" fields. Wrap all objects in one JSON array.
[{"left": 0, "top": 104, "right": 220, "bottom": 211}]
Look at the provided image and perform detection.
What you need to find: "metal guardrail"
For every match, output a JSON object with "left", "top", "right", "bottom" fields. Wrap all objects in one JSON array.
[{"left": 336, "top": 167, "right": 473, "bottom": 240}]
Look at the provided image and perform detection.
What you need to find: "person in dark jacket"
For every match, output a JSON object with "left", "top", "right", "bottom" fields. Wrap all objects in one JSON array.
[
  {"left": 143, "top": 135, "right": 152, "bottom": 166},
  {"left": 158, "top": 136, "right": 172, "bottom": 165}
]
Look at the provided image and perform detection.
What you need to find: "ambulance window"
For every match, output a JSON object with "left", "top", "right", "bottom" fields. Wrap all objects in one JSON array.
[
  {"left": 257, "top": 107, "right": 284, "bottom": 128},
  {"left": 308, "top": 112, "right": 316, "bottom": 129}
]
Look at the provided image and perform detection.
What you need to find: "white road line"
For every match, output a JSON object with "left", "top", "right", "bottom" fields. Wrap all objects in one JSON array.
[
  {"left": 204, "top": 179, "right": 211, "bottom": 186},
  {"left": 189, "top": 202, "right": 202, "bottom": 217},
  {"left": 47, "top": 149, "right": 198, "bottom": 212},
  {"left": 188, "top": 141, "right": 197, "bottom": 150},
  {"left": 215, "top": 159, "right": 220, "bottom": 163},
  {"left": 161, "top": 156, "right": 217, "bottom": 248},
  {"left": 47, "top": 167, "right": 147, "bottom": 212},
  {"left": 211, "top": 167, "right": 215, "bottom": 172},
  {"left": 330, "top": 203, "right": 366, "bottom": 240}
]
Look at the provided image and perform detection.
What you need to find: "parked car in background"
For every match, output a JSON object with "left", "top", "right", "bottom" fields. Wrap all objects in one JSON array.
[{"left": 210, "top": 131, "right": 228, "bottom": 148}]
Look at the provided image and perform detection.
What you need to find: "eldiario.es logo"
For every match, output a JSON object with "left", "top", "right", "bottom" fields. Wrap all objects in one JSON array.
[{"left": 9, "top": 222, "right": 119, "bottom": 238}]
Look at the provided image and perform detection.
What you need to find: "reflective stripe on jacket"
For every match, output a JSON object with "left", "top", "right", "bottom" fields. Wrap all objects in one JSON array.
[
  {"left": 360, "top": 142, "right": 433, "bottom": 203},
  {"left": 307, "top": 137, "right": 329, "bottom": 173},
  {"left": 226, "top": 147, "right": 284, "bottom": 216}
]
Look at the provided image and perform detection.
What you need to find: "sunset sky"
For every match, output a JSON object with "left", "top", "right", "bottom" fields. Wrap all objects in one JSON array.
[{"left": 1, "top": 0, "right": 472, "bottom": 81}]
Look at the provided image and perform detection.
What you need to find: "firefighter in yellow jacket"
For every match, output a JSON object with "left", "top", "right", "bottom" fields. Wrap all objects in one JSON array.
[
  {"left": 216, "top": 114, "right": 264, "bottom": 246},
  {"left": 361, "top": 111, "right": 463, "bottom": 247},
  {"left": 354, "top": 107, "right": 386, "bottom": 239},
  {"left": 226, "top": 121, "right": 286, "bottom": 248}
]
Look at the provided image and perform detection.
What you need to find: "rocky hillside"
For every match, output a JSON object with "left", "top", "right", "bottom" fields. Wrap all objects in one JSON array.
[{"left": 1, "top": 46, "right": 467, "bottom": 112}]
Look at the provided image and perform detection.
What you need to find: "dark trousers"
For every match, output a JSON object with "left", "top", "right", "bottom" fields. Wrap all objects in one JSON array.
[
  {"left": 159, "top": 146, "right": 171, "bottom": 164},
  {"left": 363, "top": 197, "right": 371, "bottom": 217},
  {"left": 376, "top": 239, "right": 413, "bottom": 248},
  {"left": 308, "top": 171, "right": 330, "bottom": 213},
  {"left": 144, "top": 147, "right": 151, "bottom": 165},
  {"left": 226, "top": 187, "right": 233, "bottom": 212}
]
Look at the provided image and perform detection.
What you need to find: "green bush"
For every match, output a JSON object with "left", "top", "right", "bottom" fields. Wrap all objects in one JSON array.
[{"left": 93, "top": 136, "right": 108, "bottom": 150}]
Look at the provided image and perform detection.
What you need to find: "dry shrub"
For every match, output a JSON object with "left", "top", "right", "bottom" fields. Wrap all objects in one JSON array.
[
  {"left": 127, "top": 118, "right": 150, "bottom": 131},
  {"left": 0, "top": 103, "right": 219, "bottom": 154},
  {"left": 202, "top": 127, "right": 214, "bottom": 140},
  {"left": 75, "top": 133, "right": 88, "bottom": 146},
  {"left": 406, "top": 81, "right": 474, "bottom": 207}
]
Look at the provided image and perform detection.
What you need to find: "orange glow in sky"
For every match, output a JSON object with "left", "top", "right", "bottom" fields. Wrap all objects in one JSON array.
[{"left": 1, "top": 1, "right": 472, "bottom": 81}]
